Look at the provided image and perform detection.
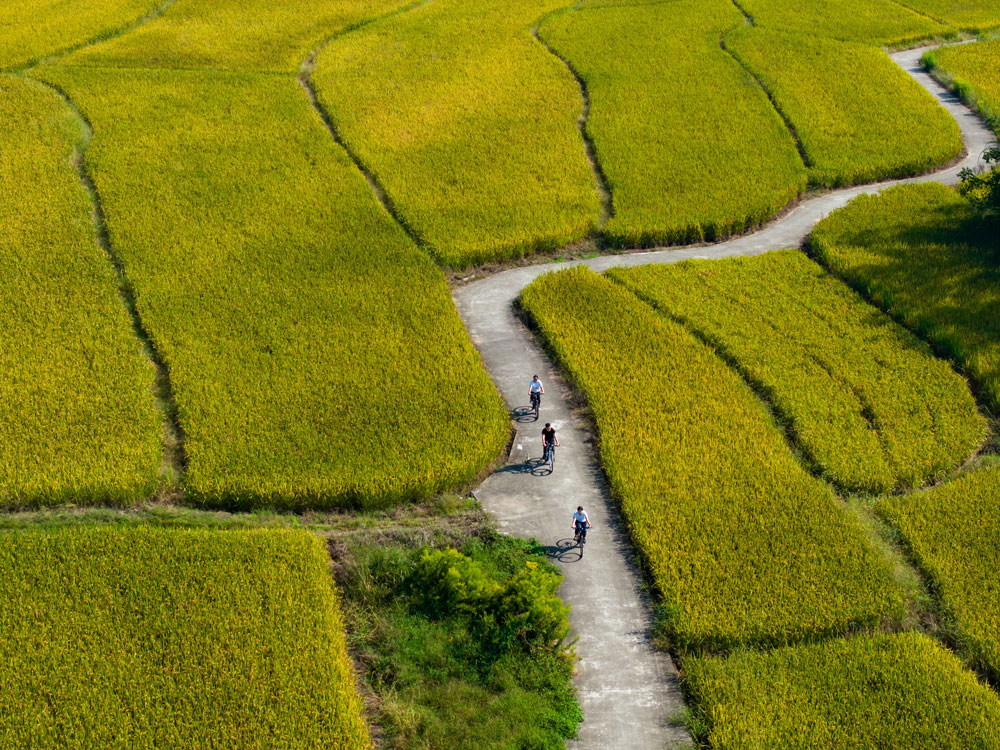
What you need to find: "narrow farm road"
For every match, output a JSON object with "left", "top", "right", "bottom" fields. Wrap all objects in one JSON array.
[{"left": 453, "top": 45, "right": 995, "bottom": 749}]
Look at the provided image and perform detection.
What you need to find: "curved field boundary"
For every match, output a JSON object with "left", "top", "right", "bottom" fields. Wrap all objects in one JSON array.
[{"left": 453, "top": 45, "right": 996, "bottom": 749}]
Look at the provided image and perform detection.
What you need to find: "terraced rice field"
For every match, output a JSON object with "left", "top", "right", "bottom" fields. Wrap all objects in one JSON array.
[
  {"left": 610, "top": 251, "right": 986, "bottom": 494},
  {"left": 0, "top": 76, "right": 162, "bottom": 506},
  {"left": 520, "top": 266, "right": 903, "bottom": 650},
  {"left": 812, "top": 182, "right": 1000, "bottom": 411},
  {"left": 897, "top": 0, "right": 1000, "bottom": 32},
  {"left": 0, "top": 527, "right": 370, "bottom": 748},
  {"left": 926, "top": 39, "right": 1000, "bottom": 132}
]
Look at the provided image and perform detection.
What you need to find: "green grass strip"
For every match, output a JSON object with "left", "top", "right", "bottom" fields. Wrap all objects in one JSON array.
[
  {"left": 811, "top": 182, "right": 1000, "bottom": 412},
  {"left": 609, "top": 251, "right": 985, "bottom": 495},
  {"left": 538, "top": 0, "right": 807, "bottom": 247},
  {"left": 0, "top": 526, "right": 370, "bottom": 748},
  {"left": 520, "top": 266, "right": 903, "bottom": 650},
  {"left": 726, "top": 28, "right": 963, "bottom": 187},
  {"left": 31, "top": 65, "right": 508, "bottom": 509},
  {"left": 0, "top": 77, "right": 162, "bottom": 506},
  {"left": 685, "top": 632, "right": 1000, "bottom": 748},
  {"left": 879, "top": 464, "right": 1000, "bottom": 682}
]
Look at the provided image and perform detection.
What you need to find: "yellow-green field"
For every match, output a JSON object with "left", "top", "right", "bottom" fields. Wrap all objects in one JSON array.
[
  {"left": 0, "top": 527, "right": 371, "bottom": 748},
  {"left": 926, "top": 39, "right": 1000, "bottom": 133},
  {"left": 880, "top": 466, "right": 1000, "bottom": 682},
  {"left": 609, "top": 251, "right": 985, "bottom": 495},
  {"left": 685, "top": 632, "right": 1000, "bottom": 749},
  {"left": 811, "top": 182, "right": 1000, "bottom": 411},
  {"left": 539, "top": 0, "right": 807, "bottom": 246},
  {"left": 898, "top": 0, "right": 1000, "bottom": 32},
  {"left": 0, "top": 76, "right": 162, "bottom": 506},
  {"left": 726, "top": 28, "right": 962, "bottom": 186},
  {"left": 520, "top": 266, "right": 903, "bottom": 649}
]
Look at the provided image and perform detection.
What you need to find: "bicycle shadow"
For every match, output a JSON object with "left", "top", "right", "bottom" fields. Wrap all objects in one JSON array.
[
  {"left": 511, "top": 405, "right": 539, "bottom": 423},
  {"left": 496, "top": 457, "right": 553, "bottom": 477},
  {"left": 540, "top": 539, "right": 584, "bottom": 563}
]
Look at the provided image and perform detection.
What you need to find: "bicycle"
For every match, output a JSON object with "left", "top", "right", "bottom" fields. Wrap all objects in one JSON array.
[
  {"left": 574, "top": 522, "right": 589, "bottom": 552},
  {"left": 530, "top": 391, "right": 541, "bottom": 419},
  {"left": 544, "top": 441, "right": 556, "bottom": 472}
]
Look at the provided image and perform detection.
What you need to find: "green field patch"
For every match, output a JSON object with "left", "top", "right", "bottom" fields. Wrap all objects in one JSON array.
[
  {"left": 0, "top": 77, "right": 162, "bottom": 506},
  {"left": 880, "top": 465, "right": 1000, "bottom": 681},
  {"left": 609, "top": 251, "right": 985, "bottom": 495},
  {"left": 520, "top": 266, "right": 903, "bottom": 650},
  {"left": 898, "top": 0, "right": 1000, "bottom": 33},
  {"left": 31, "top": 64, "right": 508, "bottom": 509},
  {"left": 927, "top": 39, "right": 1000, "bottom": 133},
  {"left": 312, "top": 0, "right": 599, "bottom": 267},
  {"left": 811, "top": 182, "right": 1000, "bottom": 412},
  {"left": 735, "top": 0, "right": 948, "bottom": 45},
  {"left": 0, "top": 526, "right": 370, "bottom": 748},
  {"left": 685, "top": 632, "right": 1000, "bottom": 748},
  {"left": 538, "top": 0, "right": 807, "bottom": 247},
  {"left": 54, "top": 0, "right": 411, "bottom": 73},
  {"left": 726, "top": 28, "right": 962, "bottom": 187}
]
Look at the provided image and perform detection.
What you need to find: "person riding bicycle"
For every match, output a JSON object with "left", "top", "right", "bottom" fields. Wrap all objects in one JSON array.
[
  {"left": 541, "top": 423, "right": 559, "bottom": 460},
  {"left": 529, "top": 375, "right": 544, "bottom": 412},
  {"left": 572, "top": 506, "right": 591, "bottom": 541}
]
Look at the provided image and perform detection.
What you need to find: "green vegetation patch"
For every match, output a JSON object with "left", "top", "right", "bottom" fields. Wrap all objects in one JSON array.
[
  {"left": 610, "top": 251, "right": 985, "bottom": 495},
  {"left": 313, "top": 0, "right": 599, "bottom": 267},
  {"left": 539, "top": 0, "right": 806, "bottom": 246},
  {"left": 0, "top": 77, "right": 161, "bottom": 506},
  {"left": 520, "top": 266, "right": 902, "bottom": 650},
  {"left": 337, "top": 534, "right": 580, "bottom": 749},
  {"left": 727, "top": 28, "right": 962, "bottom": 187},
  {"left": 811, "top": 182, "right": 1000, "bottom": 411},
  {"left": 0, "top": 526, "right": 370, "bottom": 748},
  {"left": 926, "top": 39, "right": 1000, "bottom": 133},
  {"left": 685, "top": 632, "right": 1000, "bottom": 749},
  {"left": 32, "top": 65, "right": 508, "bottom": 509},
  {"left": 880, "top": 465, "right": 1000, "bottom": 681},
  {"left": 899, "top": 0, "right": 1000, "bottom": 33}
]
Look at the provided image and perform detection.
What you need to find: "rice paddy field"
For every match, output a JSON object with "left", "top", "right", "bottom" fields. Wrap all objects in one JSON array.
[{"left": 925, "top": 39, "right": 1000, "bottom": 132}]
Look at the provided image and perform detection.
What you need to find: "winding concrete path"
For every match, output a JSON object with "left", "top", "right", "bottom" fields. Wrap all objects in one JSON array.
[{"left": 453, "top": 45, "right": 995, "bottom": 749}]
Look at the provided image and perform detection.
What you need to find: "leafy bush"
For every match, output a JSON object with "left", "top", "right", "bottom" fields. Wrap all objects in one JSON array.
[
  {"left": 312, "top": 0, "right": 599, "bottom": 267},
  {"left": 685, "top": 632, "right": 1000, "bottom": 749},
  {"left": 30, "top": 64, "right": 509, "bottom": 509},
  {"left": 879, "top": 465, "right": 1000, "bottom": 681},
  {"left": 811, "top": 182, "right": 1000, "bottom": 410},
  {"left": 520, "top": 266, "right": 903, "bottom": 650},
  {"left": 610, "top": 251, "right": 985, "bottom": 494},
  {"left": 0, "top": 526, "right": 370, "bottom": 748},
  {"left": 539, "top": 0, "right": 807, "bottom": 246},
  {"left": 959, "top": 145, "right": 1000, "bottom": 221},
  {"left": 0, "top": 77, "right": 161, "bottom": 506},
  {"left": 726, "top": 28, "right": 962, "bottom": 187}
]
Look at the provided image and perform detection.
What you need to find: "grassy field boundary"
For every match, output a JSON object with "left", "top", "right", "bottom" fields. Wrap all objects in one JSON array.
[{"left": 923, "top": 45, "right": 1000, "bottom": 134}]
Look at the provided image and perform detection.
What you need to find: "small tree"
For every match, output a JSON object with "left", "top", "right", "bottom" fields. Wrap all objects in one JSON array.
[{"left": 958, "top": 145, "right": 1000, "bottom": 222}]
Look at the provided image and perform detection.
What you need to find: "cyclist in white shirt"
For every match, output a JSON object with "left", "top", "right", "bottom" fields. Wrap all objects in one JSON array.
[
  {"left": 572, "top": 506, "right": 591, "bottom": 541},
  {"left": 529, "top": 375, "right": 544, "bottom": 416}
]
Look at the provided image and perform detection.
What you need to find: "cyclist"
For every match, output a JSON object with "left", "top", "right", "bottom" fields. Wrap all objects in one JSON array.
[
  {"left": 529, "top": 375, "right": 544, "bottom": 414},
  {"left": 572, "top": 506, "right": 591, "bottom": 542},
  {"left": 541, "top": 422, "right": 559, "bottom": 460}
]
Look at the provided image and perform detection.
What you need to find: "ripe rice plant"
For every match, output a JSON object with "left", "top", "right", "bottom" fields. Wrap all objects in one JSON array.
[
  {"left": 925, "top": 40, "right": 1000, "bottom": 134},
  {"left": 0, "top": 0, "right": 161, "bottom": 70},
  {"left": 538, "top": 0, "right": 807, "bottom": 247},
  {"left": 811, "top": 182, "right": 1000, "bottom": 411},
  {"left": 0, "top": 526, "right": 371, "bottom": 748},
  {"left": 734, "top": 0, "right": 948, "bottom": 45},
  {"left": 685, "top": 632, "right": 1000, "bottom": 749},
  {"left": 879, "top": 466, "right": 1000, "bottom": 682},
  {"left": 0, "top": 77, "right": 161, "bottom": 506},
  {"left": 311, "top": 0, "right": 599, "bottom": 267},
  {"left": 609, "top": 252, "right": 985, "bottom": 495},
  {"left": 58, "top": 0, "right": 413, "bottom": 74},
  {"left": 32, "top": 64, "right": 509, "bottom": 509},
  {"left": 520, "top": 267, "right": 903, "bottom": 650},
  {"left": 897, "top": 0, "right": 1000, "bottom": 33},
  {"left": 726, "top": 28, "right": 963, "bottom": 187}
]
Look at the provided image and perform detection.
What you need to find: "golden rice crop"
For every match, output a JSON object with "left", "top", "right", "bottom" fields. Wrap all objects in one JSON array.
[
  {"left": 685, "top": 632, "right": 1000, "bottom": 749},
  {"left": 734, "top": 0, "right": 948, "bottom": 45},
  {"left": 0, "top": 0, "right": 160, "bottom": 70},
  {"left": 926, "top": 39, "right": 1000, "bottom": 133},
  {"left": 520, "top": 266, "right": 903, "bottom": 650},
  {"left": 609, "top": 252, "right": 985, "bottom": 495},
  {"left": 811, "top": 182, "right": 1000, "bottom": 412},
  {"left": 879, "top": 465, "right": 1000, "bottom": 682},
  {"left": 32, "top": 64, "right": 509, "bottom": 509},
  {"left": 538, "top": 0, "right": 807, "bottom": 247},
  {"left": 897, "top": 0, "right": 1000, "bottom": 33},
  {"left": 312, "top": 0, "right": 599, "bottom": 267},
  {"left": 58, "top": 0, "right": 412, "bottom": 73},
  {"left": 726, "top": 28, "right": 962, "bottom": 187},
  {"left": 0, "top": 526, "right": 371, "bottom": 748},
  {"left": 0, "top": 76, "right": 161, "bottom": 506}
]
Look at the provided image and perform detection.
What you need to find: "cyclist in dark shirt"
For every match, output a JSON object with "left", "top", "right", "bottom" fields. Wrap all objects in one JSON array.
[{"left": 541, "top": 423, "right": 559, "bottom": 459}]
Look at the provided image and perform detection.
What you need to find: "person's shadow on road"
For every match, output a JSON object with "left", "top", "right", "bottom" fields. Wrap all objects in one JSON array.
[
  {"left": 511, "top": 406, "right": 539, "bottom": 424},
  {"left": 540, "top": 539, "right": 583, "bottom": 563},
  {"left": 496, "top": 457, "right": 552, "bottom": 477}
]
